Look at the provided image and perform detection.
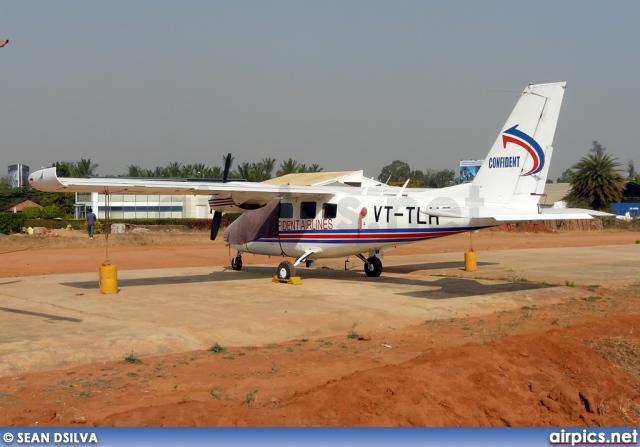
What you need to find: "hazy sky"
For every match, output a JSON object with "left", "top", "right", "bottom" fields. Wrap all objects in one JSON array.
[{"left": 2, "top": 1, "right": 639, "bottom": 181}]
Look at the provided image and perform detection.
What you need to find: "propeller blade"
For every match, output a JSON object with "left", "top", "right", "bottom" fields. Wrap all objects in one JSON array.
[
  {"left": 211, "top": 153, "right": 232, "bottom": 240},
  {"left": 222, "top": 153, "right": 231, "bottom": 183},
  {"left": 210, "top": 211, "right": 222, "bottom": 240}
]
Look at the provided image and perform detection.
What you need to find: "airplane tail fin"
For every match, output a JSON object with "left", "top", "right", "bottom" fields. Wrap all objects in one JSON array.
[{"left": 470, "top": 82, "right": 566, "bottom": 205}]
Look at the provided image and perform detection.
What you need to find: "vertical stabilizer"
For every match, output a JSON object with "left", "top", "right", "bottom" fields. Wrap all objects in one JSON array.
[{"left": 471, "top": 82, "right": 566, "bottom": 204}]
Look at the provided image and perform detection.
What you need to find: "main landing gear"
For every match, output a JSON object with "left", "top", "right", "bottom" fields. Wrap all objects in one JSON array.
[
  {"left": 276, "top": 261, "right": 296, "bottom": 280},
  {"left": 229, "top": 252, "right": 298, "bottom": 281},
  {"left": 356, "top": 253, "right": 383, "bottom": 277}
]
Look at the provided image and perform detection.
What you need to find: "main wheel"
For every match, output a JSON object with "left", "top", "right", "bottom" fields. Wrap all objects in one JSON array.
[
  {"left": 277, "top": 261, "right": 296, "bottom": 280},
  {"left": 231, "top": 255, "right": 243, "bottom": 271},
  {"left": 364, "top": 256, "right": 383, "bottom": 277}
]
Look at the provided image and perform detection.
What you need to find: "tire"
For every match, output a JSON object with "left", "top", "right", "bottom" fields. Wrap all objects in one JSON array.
[
  {"left": 231, "top": 255, "right": 243, "bottom": 271},
  {"left": 364, "top": 256, "right": 383, "bottom": 278},
  {"left": 277, "top": 261, "right": 296, "bottom": 280}
]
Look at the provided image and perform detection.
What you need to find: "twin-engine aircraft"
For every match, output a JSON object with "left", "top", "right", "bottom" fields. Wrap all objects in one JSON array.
[{"left": 30, "top": 82, "right": 607, "bottom": 280}]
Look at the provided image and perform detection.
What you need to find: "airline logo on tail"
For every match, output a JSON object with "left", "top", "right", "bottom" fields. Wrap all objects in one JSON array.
[{"left": 500, "top": 125, "right": 545, "bottom": 176}]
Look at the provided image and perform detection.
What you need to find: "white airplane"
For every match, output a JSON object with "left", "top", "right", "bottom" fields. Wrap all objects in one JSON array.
[{"left": 29, "top": 82, "right": 607, "bottom": 280}]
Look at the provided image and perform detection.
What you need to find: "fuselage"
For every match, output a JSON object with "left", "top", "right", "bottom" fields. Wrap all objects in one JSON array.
[{"left": 228, "top": 192, "right": 491, "bottom": 259}]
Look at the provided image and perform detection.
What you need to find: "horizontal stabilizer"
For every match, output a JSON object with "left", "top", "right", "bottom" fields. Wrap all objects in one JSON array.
[{"left": 421, "top": 206, "right": 612, "bottom": 221}]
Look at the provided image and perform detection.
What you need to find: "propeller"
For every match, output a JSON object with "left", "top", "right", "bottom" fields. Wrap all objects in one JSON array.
[{"left": 210, "top": 153, "right": 232, "bottom": 240}]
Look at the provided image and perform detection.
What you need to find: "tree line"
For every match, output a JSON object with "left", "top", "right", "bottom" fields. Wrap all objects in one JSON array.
[
  {"left": 377, "top": 160, "right": 456, "bottom": 188},
  {"left": 124, "top": 156, "right": 323, "bottom": 182},
  {"left": 1, "top": 141, "right": 638, "bottom": 216}
]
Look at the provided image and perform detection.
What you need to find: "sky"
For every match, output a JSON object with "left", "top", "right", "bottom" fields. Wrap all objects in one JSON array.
[{"left": 1, "top": 1, "right": 639, "bottom": 181}]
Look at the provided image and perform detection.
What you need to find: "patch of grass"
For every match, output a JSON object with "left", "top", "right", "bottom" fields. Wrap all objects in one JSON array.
[
  {"left": 209, "top": 387, "right": 229, "bottom": 400},
  {"left": 242, "top": 389, "right": 258, "bottom": 406},
  {"left": 480, "top": 314, "right": 523, "bottom": 342},
  {"left": 300, "top": 338, "right": 309, "bottom": 343},
  {"left": 584, "top": 296, "right": 601, "bottom": 303},
  {"left": 123, "top": 351, "right": 142, "bottom": 364},
  {"left": 635, "top": 239, "right": 640, "bottom": 244},
  {"left": 286, "top": 347, "right": 294, "bottom": 352},
  {"left": 551, "top": 318, "right": 560, "bottom": 326},
  {"left": 72, "top": 391, "right": 94, "bottom": 398},
  {"left": 347, "top": 318, "right": 361, "bottom": 339},
  {"left": 502, "top": 269, "right": 529, "bottom": 283},
  {"left": 565, "top": 280, "right": 575, "bottom": 287},
  {"left": 587, "top": 336, "right": 640, "bottom": 381},
  {"left": 0, "top": 393, "right": 15, "bottom": 398},
  {"left": 126, "top": 372, "right": 138, "bottom": 377},
  {"left": 586, "top": 284, "right": 601, "bottom": 292},
  {"left": 209, "top": 343, "right": 226, "bottom": 354}
]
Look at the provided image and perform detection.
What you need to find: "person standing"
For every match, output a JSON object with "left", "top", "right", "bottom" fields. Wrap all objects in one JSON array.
[{"left": 86, "top": 207, "right": 97, "bottom": 239}]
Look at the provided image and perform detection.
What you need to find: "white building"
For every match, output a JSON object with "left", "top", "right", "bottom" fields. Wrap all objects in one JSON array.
[{"left": 74, "top": 171, "right": 379, "bottom": 219}]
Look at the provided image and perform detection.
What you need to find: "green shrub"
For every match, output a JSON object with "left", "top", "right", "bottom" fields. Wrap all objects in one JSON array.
[
  {"left": 41, "top": 205, "right": 61, "bottom": 219},
  {"left": 22, "top": 207, "right": 42, "bottom": 219},
  {"left": 0, "top": 213, "right": 24, "bottom": 234}
]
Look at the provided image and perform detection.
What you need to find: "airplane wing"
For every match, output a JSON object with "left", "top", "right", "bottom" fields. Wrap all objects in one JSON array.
[{"left": 29, "top": 167, "right": 344, "bottom": 213}]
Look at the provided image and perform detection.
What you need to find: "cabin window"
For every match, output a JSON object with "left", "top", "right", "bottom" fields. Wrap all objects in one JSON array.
[
  {"left": 323, "top": 203, "right": 337, "bottom": 219},
  {"left": 280, "top": 202, "right": 293, "bottom": 219},
  {"left": 300, "top": 201, "right": 317, "bottom": 219}
]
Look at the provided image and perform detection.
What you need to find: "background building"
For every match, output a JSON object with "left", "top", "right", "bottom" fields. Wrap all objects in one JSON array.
[
  {"left": 8, "top": 164, "right": 30, "bottom": 189},
  {"left": 459, "top": 160, "right": 483, "bottom": 183}
]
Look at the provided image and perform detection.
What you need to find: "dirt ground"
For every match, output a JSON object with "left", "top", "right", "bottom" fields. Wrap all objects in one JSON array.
[{"left": 1, "top": 226, "right": 640, "bottom": 426}]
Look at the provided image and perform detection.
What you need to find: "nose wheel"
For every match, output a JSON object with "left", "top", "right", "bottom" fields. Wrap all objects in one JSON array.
[{"left": 231, "top": 254, "right": 243, "bottom": 271}]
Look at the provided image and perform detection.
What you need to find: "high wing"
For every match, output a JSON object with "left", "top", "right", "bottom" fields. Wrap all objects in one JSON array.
[{"left": 29, "top": 166, "right": 406, "bottom": 213}]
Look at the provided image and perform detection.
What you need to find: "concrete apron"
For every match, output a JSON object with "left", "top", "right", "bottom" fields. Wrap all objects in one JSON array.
[{"left": 1, "top": 244, "right": 637, "bottom": 376}]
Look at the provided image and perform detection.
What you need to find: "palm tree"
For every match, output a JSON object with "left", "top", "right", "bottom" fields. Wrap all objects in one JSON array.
[
  {"left": 276, "top": 158, "right": 299, "bottom": 177},
  {"left": 308, "top": 164, "right": 323, "bottom": 172},
  {"left": 127, "top": 164, "right": 142, "bottom": 177},
  {"left": 193, "top": 163, "right": 207, "bottom": 178},
  {"left": 52, "top": 161, "right": 73, "bottom": 177},
  {"left": 259, "top": 158, "right": 276, "bottom": 180},
  {"left": 153, "top": 166, "right": 167, "bottom": 177},
  {"left": 73, "top": 158, "right": 99, "bottom": 178},
  {"left": 235, "top": 162, "right": 254, "bottom": 181},
  {"left": 568, "top": 152, "right": 626, "bottom": 211},
  {"left": 207, "top": 166, "right": 223, "bottom": 179},
  {"left": 181, "top": 164, "right": 196, "bottom": 178},
  {"left": 166, "top": 162, "right": 182, "bottom": 178}
]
